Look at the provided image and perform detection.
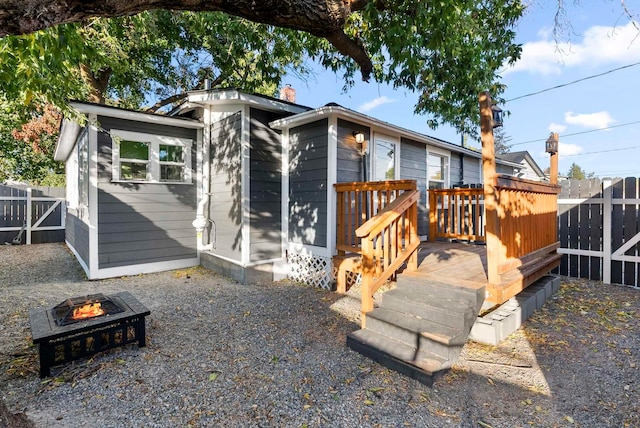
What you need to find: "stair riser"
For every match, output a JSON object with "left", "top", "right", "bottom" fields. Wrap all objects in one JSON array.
[
  {"left": 381, "top": 297, "right": 471, "bottom": 330},
  {"left": 397, "top": 277, "right": 484, "bottom": 308},
  {"left": 365, "top": 316, "right": 463, "bottom": 361}
]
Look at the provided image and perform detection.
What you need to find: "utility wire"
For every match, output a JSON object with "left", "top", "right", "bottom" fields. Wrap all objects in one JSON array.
[
  {"left": 532, "top": 146, "right": 637, "bottom": 159},
  {"left": 511, "top": 119, "right": 640, "bottom": 146},
  {"left": 506, "top": 61, "right": 640, "bottom": 103}
]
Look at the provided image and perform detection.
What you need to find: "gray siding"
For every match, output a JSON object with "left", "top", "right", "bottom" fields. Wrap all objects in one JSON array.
[
  {"left": 463, "top": 155, "right": 482, "bottom": 185},
  {"left": 66, "top": 212, "right": 90, "bottom": 267},
  {"left": 497, "top": 163, "right": 514, "bottom": 175},
  {"left": 289, "top": 119, "right": 328, "bottom": 247},
  {"left": 249, "top": 108, "right": 286, "bottom": 262},
  {"left": 449, "top": 153, "right": 462, "bottom": 187},
  {"left": 336, "top": 119, "right": 370, "bottom": 183},
  {"left": 450, "top": 154, "right": 483, "bottom": 187},
  {"left": 399, "top": 138, "right": 428, "bottom": 236},
  {"left": 209, "top": 112, "right": 243, "bottom": 261},
  {"left": 95, "top": 116, "right": 198, "bottom": 269}
]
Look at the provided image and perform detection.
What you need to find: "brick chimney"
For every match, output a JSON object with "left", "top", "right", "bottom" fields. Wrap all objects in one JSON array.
[{"left": 279, "top": 84, "right": 296, "bottom": 103}]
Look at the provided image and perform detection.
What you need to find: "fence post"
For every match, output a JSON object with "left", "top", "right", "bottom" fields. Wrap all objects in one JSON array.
[
  {"left": 602, "top": 178, "right": 612, "bottom": 284},
  {"left": 26, "top": 188, "right": 32, "bottom": 245}
]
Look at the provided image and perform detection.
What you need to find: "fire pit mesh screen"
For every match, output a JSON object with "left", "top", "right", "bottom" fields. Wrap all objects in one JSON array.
[{"left": 52, "top": 293, "right": 125, "bottom": 326}]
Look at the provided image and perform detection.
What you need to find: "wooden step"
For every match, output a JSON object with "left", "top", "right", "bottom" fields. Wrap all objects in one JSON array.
[
  {"left": 397, "top": 271, "right": 485, "bottom": 308},
  {"left": 365, "top": 307, "right": 465, "bottom": 361},
  {"left": 347, "top": 329, "right": 450, "bottom": 386},
  {"left": 381, "top": 288, "right": 476, "bottom": 330}
]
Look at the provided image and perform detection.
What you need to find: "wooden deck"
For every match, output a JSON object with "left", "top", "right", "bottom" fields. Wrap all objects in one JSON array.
[{"left": 411, "top": 240, "right": 561, "bottom": 305}]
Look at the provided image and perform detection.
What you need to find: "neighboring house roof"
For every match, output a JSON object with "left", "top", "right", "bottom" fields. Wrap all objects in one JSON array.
[
  {"left": 269, "top": 101, "right": 521, "bottom": 168},
  {"left": 498, "top": 151, "right": 546, "bottom": 179}
]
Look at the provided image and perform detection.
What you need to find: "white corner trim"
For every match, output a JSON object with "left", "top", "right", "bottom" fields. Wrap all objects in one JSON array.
[
  {"left": 241, "top": 104, "right": 251, "bottom": 265},
  {"left": 327, "top": 116, "right": 338, "bottom": 257},
  {"left": 281, "top": 128, "right": 290, "bottom": 259},
  {"left": 66, "top": 240, "right": 90, "bottom": 278},
  {"left": 88, "top": 114, "right": 99, "bottom": 277}
]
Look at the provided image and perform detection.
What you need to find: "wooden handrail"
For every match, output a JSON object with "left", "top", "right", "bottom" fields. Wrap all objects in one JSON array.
[
  {"left": 428, "top": 187, "right": 485, "bottom": 242},
  {"left": 335, "top": 180, "right": 417, "bottom": 255},
  {"left": 356, "top": 189, "right": 420, "bottom": 327}
]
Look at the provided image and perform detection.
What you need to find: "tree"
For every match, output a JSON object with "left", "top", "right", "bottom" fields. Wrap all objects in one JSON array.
[
  {"left": 0, "top": 0, "right": 525, "bottom": 137},
  {"left": 493, "top": 127, "right": 513, "bottom": 154},
  {"left": 566, "top": 162, "right": 594, "bottom": 180}
]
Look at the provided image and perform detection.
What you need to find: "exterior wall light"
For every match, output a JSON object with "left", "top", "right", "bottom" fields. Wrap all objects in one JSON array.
[
  {"left": 491, "top": 104, "right": 503, "bottom": 128},
  {"left": 353, "top": 131, "right": 367, "bottom": 156},
  {"left": 545, "top": 132, "right": 559, "bottom": 154}
]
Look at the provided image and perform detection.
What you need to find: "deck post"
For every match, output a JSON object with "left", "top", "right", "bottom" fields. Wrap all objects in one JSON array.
[
  {"left": 549, "top": 133, "right": 559, "bottom": 185},
  {"left": 479, "top": 92, "right": 500, "bottom": 285},
  {"left": 428, "top": 191, "right": 437, "bottom": 241}
]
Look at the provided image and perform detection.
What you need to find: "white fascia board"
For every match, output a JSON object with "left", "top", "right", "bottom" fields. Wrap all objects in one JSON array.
[
  {"left": 69, "top": 101, "right": 203, "bottom": 129},
  {"left": 270, "top": 105, "right": 519, "bottom": 167},
  {"left": 187, "top": 89, "right": 309, "bottom": 114},
  {"left": 54, "top": 119, "right": 82, "bottom": 161}
]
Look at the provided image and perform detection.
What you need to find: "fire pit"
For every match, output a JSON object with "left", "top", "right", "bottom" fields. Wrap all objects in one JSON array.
[{"left": 28, "top": 292, "right": 150, "bottom": 377}]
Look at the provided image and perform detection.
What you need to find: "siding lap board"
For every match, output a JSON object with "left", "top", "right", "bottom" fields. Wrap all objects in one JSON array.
[
  {"left": 289, "top": 119, "right": 328, "bottom": 247},
  {"left": 400, "top": 138, "right": 428, "bottom": 236},
  {"left": 95, "top": 116, "right": 198, "bottom": 269}
]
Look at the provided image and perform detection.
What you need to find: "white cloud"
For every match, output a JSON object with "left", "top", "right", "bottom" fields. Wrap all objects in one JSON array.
[
  {"left": 548, "top": 123, "right": 567, "bottom": 133},
  {"left": 357, "top": 96, "right": 394, "bottom": 113},
  {"left": 559, "top": 142, "right": 583, "bottom": 157},
  {"left": 503, "top": 21, "right": 640, "bottom": 75},
  {"left": 564, "top": 111, "right": 615, "bottom": 129}
]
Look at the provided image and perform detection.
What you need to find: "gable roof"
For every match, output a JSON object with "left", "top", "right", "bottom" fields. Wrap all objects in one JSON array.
[{"left": 498, "top": 151, "right": 545, "bottom": 178}]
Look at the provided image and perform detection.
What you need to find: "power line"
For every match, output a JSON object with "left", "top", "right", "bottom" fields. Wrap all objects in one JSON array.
[
  {"left": 511, "top": 119, "right": 640, "bottom": 146},
  {"left": 532, "top": 146, "right": 637, "bottom": 159},
  {"left": 505, "top": 61, "right": 640, "bottom": 103}
]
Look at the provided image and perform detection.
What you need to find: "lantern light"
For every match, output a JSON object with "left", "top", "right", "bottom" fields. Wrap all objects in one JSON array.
[
  {"left": 491, "top": 103, "right": 503, "bottom": 128},
  {"left": 545, "top": 132, "right": 559, "bottom": 154},
  {"left": 353, "top": 131, "right": 367, "bottom": 156}
]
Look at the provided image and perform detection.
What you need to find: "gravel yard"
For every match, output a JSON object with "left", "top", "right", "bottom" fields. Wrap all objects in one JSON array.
[{"left": 1, "top": 243, "right": 639, "bottom": 427}]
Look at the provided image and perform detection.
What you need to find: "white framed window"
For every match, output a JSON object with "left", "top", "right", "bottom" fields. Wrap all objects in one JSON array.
[
  {"left": 111, "top": 129, "right": 192, "bottom": 183},
  {"left": 372, "top": 135, "right": 399, "bottom": 181},
  {"left": 427, "top": 149, "right": 450, "bottom": 189}
]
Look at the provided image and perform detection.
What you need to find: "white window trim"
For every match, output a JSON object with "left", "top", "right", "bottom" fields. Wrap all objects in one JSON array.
[
  {"left": 111, "top": 129, "right": 192, "bottom": 183},
  {"left": 426, "top": 146, "right": 451, "bottom": 189},
  {"left": 371, "top": 133, "right": 400, "bottom": 181}
]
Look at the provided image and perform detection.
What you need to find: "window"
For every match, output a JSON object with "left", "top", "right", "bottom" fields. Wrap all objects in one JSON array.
[
  {"left": 111, "top": 129, "right": 192, "bottom": 183},
  {"left": 427, "top": 152, "right": 449, "bottom": 189},
  {"left": 373, "top": 139, "right": 397, "bottom": 181}
]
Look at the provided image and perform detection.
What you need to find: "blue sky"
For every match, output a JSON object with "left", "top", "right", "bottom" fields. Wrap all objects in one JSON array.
[{"left": 284, "top": 1, "right": 640, "bottom": 178}]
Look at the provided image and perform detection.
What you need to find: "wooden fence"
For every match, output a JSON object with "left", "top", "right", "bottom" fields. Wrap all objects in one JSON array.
[
  {"left": 0, "top": 185, "right": 66, "bottom": 244},
  {"left": 557, "top": 177, "right": 640, "bottom": 288}
]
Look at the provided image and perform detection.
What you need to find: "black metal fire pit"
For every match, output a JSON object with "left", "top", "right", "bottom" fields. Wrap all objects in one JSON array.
[{"left": 28, "top": 292, "right": 150, "bottom": 377}]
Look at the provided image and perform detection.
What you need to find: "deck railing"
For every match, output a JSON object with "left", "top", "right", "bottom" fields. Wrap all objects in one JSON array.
[
  {"left": 428, "top": 187, "right": 485, "bottom": 242},
  {"left": 335, "top": 180, "right": 417, "bottom": 255},
  {"left": 356, "top": 188, "right": 420, "bottom": 326},
  {"left": 486, "top": 174, "right": 561, "bottom": 285}
]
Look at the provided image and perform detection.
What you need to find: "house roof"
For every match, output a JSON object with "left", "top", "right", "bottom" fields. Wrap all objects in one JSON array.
[
  {"left": 498, "top": 151, "right": 545, "bottom": 177},
  {"left": 269, "top": 102, "right": 521, "bottom": 167},
  {"left": 54, "top": 100, "right": 203, "bottom": 161},
  {"left": 183, "top": 88, "right": 312, "bottom": 115}
]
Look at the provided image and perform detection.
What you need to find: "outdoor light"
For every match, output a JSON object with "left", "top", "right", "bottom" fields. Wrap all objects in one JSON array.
[
  {"left": 491, "top": 104, "right": 503, "bottom": 128},
  {"left": 545, "top": 132, "right": 559, "bottom": 154},
  {"left": 353, "top": 131, "right": 367, "bottom": 156}
]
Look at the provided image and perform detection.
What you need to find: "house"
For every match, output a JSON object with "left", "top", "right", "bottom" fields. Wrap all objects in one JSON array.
[
  {"left": 55, "top": 88, "right": 523, "bottom": 285},
  {"left": 498, "top": 150, "right": 546, "bottom": 181}
]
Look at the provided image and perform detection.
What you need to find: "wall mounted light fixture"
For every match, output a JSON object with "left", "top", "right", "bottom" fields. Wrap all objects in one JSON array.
[{"left": 353, "top": 131, "right": 367, "bottom": 156}]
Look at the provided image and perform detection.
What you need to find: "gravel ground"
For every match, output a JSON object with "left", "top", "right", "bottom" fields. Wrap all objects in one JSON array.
[{"left": 1, "top": 243, "right": 639, "bottom": 427}]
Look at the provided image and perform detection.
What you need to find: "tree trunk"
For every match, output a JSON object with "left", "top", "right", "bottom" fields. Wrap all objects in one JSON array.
[
  {"left": 0, "top": 0, "right": 375, "bottom": 80},
  {"left": 79, "top": 64, "right": 111, "bottom": 104}
]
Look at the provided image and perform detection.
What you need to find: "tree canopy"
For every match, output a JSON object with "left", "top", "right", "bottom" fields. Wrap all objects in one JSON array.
[{"left": 0, "top": 0, "right": 524, "bottom": 136}]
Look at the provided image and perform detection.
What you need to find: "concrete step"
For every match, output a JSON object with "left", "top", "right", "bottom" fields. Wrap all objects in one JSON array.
[
  {"left": 365, "top": 307, "right": 465, "bottom": 361},
  {"left": 380, "top": 288, "right": 476, "bottom": 330},
  {"left": 347, "top": 329, "right": 451, "bottom": 386},
  {"left": 397, "top": 271, "right": 485, "bottom": 309}
]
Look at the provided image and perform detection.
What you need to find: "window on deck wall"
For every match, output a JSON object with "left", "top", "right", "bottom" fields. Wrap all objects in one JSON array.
[
  {"left": 111, "top": 129, "right": 192, "bottom": 183},
  {"left": 373, "top": 140, "right": 397, "bottom": 181},
  {"left": 427, "top": 152, "right": 449, "bottom": 189}
]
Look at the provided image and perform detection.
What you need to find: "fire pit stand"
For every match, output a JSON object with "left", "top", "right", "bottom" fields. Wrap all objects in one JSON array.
[{"left": 29, "top": 291, "right": 150, "bottom": 377}]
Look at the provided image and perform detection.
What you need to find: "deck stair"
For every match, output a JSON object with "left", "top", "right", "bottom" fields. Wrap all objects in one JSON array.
[{"left": 347, "top": 271, "right": 485, "bottom": 386}]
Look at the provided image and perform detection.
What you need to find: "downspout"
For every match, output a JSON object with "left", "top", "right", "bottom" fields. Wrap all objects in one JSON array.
[{"left": 193, "top": 111, "right": 213, "bottom": 251}]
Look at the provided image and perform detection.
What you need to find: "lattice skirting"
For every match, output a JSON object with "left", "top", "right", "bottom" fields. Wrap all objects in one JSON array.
[{"left": 287, "top": 251, "right": 332, "bottom": 290}]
